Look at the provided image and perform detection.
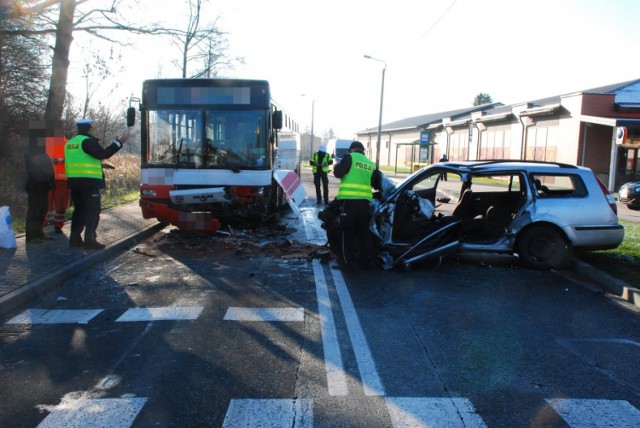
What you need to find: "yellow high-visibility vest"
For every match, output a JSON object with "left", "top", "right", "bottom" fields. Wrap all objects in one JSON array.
[
  {"left": 64, "top": 135, "right": 103, "bottom": 179},
  {"left": 336, "top": 152, "right": 374, "bottom": 200}
]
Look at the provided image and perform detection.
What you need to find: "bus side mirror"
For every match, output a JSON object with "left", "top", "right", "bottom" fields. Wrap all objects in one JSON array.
[
  {"left": 272, "top": 110, "right": 283, "bottom": 130},
  {"left": 127, "top": 107, "right": 136, "bottom": 127}
]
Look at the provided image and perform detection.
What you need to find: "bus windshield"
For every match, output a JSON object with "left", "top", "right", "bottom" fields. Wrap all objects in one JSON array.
[{"left": 147, "top": 109, "right": 267, "bottom": 170}]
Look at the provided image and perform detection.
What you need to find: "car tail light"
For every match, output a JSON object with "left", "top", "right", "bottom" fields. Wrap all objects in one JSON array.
[{"left": 593, "top": 173, "right": 617, "bottom": 215}]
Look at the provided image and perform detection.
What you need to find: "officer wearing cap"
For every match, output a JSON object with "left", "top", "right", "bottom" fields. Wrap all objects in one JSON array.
[
  {"left": 310, "top": 145, "right": 334, "bottom": 204},
  {"left": 332, "top": 141, "right": 381, "bottom": 270},
  {"left": 64, "top": 118, "right": 126, "bottom": 250}
]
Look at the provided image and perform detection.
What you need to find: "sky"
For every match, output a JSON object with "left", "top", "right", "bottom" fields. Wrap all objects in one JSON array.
[{"left": 67, "top": 0, "right": 640, "bottom": 140}]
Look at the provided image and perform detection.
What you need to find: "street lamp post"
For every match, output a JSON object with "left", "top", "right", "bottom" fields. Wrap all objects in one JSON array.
[
  {"left": 311, "top": 99, "right": 315, "bottom": 155},
  {"left": 364, "top": 54, "right": 386, "bottom": 169},
  {"left": 301, "top": 94, "right": 315, "bottom": 157}
]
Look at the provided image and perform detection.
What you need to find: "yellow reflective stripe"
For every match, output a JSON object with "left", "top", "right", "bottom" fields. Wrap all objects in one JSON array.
[
  {"left": 339, "top": 190, "right": 372, "bottom": 197},
  {"left": 340, "top": 183, "right": 371, "bottom": 191}
]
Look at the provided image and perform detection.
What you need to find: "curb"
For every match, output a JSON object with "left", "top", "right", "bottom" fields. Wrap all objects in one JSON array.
[
  {"left": 0, "top": 222, "right": 165, "bottom": 319},
  {"left": 562, "top": 258, "right": 640, "bottom": 310}
]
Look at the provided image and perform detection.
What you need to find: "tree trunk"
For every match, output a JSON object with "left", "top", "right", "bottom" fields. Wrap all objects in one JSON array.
[{"left": 44, "top": 0, "right": 76, "bottom": 123}]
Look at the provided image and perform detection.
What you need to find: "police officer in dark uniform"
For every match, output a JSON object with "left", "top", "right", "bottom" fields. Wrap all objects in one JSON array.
[
  {"left": 310, "top": 145, "right": 334, "bottom": 204},
  {"left": 65, "top": 118, "right": 126, "bottom": 250},
  {"left": 332, "top": 141, "right": 381, "bottom": 270}
]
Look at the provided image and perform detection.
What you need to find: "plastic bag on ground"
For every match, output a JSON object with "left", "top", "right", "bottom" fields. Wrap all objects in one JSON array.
[{"left": 0, "top": 206, "right": 17, "bottom": 249}]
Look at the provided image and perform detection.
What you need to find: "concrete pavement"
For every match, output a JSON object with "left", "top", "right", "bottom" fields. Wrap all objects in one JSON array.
[{"left": 0, "top": 201, "right": 164, "bottom": 318}]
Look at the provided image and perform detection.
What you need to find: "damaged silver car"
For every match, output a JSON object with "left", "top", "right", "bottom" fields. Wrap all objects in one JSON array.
[{"left": 371, "top": 161, "right": 624, "bottom": 270}]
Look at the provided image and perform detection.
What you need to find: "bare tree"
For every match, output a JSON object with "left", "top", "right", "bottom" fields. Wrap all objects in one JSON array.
[
  {"left": 167, "top": 0, "right": 242, "bottom": 78},
  {"left": 2, "top": 0, "right": 189, "bottom": 124},
  {"left": 0, "top": 9, "right": 49, "bottom": 154},
  {"left": 81, "top": 47, "right": 123, "bottom": 117}
]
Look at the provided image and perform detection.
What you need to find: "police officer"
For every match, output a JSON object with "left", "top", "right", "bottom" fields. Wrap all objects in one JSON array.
[
  {"left": 65, "top": 118, "right": 126, "bottom": 250},
  {"left": 310, "top": 145, "right": 333, "bottom": 204},
  {"left": 332, "top": 141, "right": 381, "bottom": 270}
]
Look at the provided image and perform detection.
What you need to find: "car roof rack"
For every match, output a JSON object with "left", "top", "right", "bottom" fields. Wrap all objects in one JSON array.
[{"left": 457, "top": 159, "right": 579, "bottom": 170}]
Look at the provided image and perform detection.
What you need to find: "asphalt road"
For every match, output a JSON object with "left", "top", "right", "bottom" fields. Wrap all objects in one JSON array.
[{"left": 1, "top": 168, "right": 639, "bottom": 427}]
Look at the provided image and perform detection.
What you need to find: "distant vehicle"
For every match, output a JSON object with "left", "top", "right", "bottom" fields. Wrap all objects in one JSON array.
[
  {"left": 366, "top": 160, "right": 624, "bottom": 270},
  {"left": 276, "top": 136, "right": 301, "bottom": 175},
  {"left": 619, "top": 180, "right": 640, "bottom": 210},
  {"left": 325, "top": 139, "right": 352, "bottom": 163}
]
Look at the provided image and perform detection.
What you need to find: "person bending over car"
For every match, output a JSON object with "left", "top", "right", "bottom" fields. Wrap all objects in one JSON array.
[{"left": 332, "top": 141, "right": 382, "bottom": 270}]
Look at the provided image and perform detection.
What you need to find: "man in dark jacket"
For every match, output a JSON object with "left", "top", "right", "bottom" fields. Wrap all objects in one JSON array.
[
  {"left": 25, "top": 152, "right": 55, "bottom": 243},
  {"left": 65, "top": 118, "right": 126, "bottom": 250}
]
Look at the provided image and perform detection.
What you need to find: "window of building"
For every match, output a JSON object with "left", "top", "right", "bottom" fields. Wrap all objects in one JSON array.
[{"left": 526, "top": 126, "right": 558, "bottom": 161}]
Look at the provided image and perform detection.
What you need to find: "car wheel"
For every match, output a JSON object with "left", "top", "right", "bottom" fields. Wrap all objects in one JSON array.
[
  {"left": 516, "top": 225, "right": 571, "bottom": 270},
  {"left": 627, "top": 204, "right": 640, "bottom": 211}
]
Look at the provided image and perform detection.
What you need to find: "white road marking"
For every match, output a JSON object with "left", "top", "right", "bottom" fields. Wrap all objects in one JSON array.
[
  {"left": 222, "top": 398, "right": 313, "bottom": 428},
  {"left": 37, "top": 397, "right": 147, "bottom": 428},
  {"left": 312, "top": 260, "right": 349, "bottom": 396},
  {"left": 386, "top": 397, "right": 487, "bottom": 428},
  {"left": 6, "top": 309, "right": 103, "bottom": 325},
  {"left": 303, "top": 206, "right": 383, "bottom": 396},
  {"left": 546, "top": 398, "right": 640, "bottom": 427},
  {"left": 115, "top": 306, "right": 203, "bottom": 322},
  {"left": 223, "top": 307, "right": 304, "bottom": 322},
  {"left": 332, "top": 269, "right": 385, "bottom": 396},
  {"left": 302, "top": 208, "right": 327, "bottom": 245}
]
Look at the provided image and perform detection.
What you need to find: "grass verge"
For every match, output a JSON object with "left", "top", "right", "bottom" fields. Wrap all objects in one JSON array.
[{"left": 575, "top": 220, "right": 639, "bottom": 287}]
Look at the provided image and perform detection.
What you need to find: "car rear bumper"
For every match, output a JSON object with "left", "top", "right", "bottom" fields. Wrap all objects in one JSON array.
[{"left": 570, "top": 224, "right": 625, "bottom": 250}]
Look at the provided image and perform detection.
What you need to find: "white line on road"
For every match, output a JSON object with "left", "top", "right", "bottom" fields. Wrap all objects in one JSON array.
[
  {"left": 302, "top": 208, "right": 327, "bottom": 245},
  {"left": 223, "top": 307, "right": 304, "bottom": 322},
  {"left": 332, "top": 269, "right": 385, "bottom": 396},
  {"left": 6, "top": 308, "right": 103, "bottom": 325},
  {"left": 115, "top": 306, "right": 203, "bottom": 322},
  {"left": 386, "top": 397, "right": 487, "bottom": 427},
  {"left": 312, "top": 260, "right": 349, "bottom": 396},
  {"left": 222, "top": 398, "right": 313, "bottom": 428},
  {"left": 304, "top": 206, "right": 384, "bottom": 396},
  {"left": 546, "top": 398, "right": 640, "bottom": 427},
  {"left": 37, "top": 397, "right": 147, "bottom": 428}
]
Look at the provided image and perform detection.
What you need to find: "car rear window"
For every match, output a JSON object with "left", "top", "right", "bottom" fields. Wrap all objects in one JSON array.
[
  {"left": 531, "top": 174, "right": 587, "bottom": 198},
  {"left": 472, "top": 174, "right": 522, "bottom": 193}
]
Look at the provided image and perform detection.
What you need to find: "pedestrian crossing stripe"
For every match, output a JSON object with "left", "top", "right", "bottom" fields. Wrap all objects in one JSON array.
[
  {"left": 386, "top": 397, "right": 487, "bottom": 427},
  {"left": 33, "top": 396, "right": 640, "bottom": 427},
  {"left": 37, "top": 397, "right": 147, "bottom": 428},
  {"left": 222, "top": 398, "right": 313, "bottom": 428},
  {"left": 546, "top": 398, "right": 640, "bottom": 428},
  {"left": 6, "top": 309, "right": 103, "bottom": 325},
  {"left": 115, "top": 306, "right": 204, "bottom": 322},
  {"left": 223, "top": 307, "right": 304, "bottom": 322}
]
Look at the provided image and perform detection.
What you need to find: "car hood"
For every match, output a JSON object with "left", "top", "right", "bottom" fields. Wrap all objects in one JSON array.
[{"left": 621, "top": 181, "right": 640, "bottom": 188}]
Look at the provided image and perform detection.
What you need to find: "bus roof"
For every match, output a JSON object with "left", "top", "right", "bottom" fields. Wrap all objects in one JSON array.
[{"left": 142, "top": 79, "right": 271, "bottom": 108}]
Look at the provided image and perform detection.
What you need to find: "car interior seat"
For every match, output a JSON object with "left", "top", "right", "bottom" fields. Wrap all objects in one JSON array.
[
  {"left": 534, "top": 178, "right": 550, "bottom": 195},
  {"left": 452, "top": 189, "right": 475, "bottom": 219}
]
